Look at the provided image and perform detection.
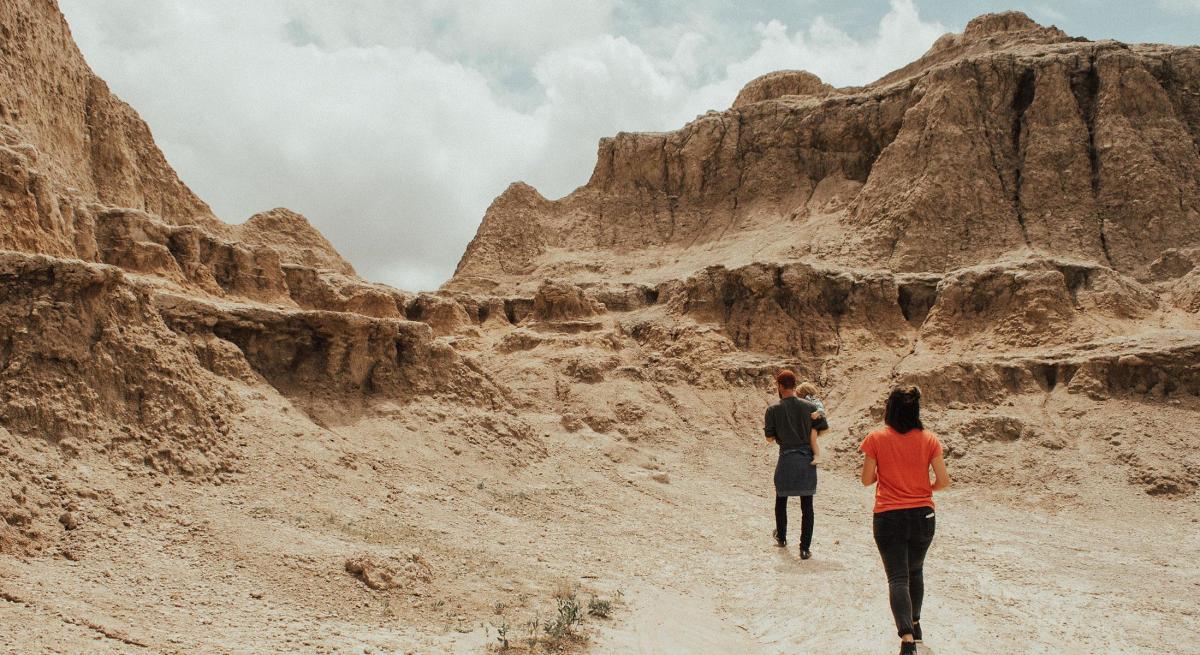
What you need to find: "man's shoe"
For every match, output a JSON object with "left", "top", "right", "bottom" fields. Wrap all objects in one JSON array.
[
  {"left": 772, "top": 530, "right": 786, "bottom": 547},
  {"left": 898, "top": 641, "right": 917, "bottom": 654},
  {"left": 912, "top": 621, "right": 922, "bottom": 643},
  {"left": 800, "top": 549, "right": 812, "bottom": 560}
]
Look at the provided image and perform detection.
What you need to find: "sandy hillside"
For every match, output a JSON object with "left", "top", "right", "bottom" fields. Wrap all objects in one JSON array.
[{"left": 2, "top": 4, "right": 1199, "bottom": 654}]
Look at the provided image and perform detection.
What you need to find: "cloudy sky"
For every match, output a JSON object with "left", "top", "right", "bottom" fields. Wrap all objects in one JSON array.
[{"left": 59, "top": 0, "right": 1200, "bottom": 290}]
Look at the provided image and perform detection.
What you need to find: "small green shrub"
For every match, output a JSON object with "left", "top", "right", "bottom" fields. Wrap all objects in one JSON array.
[
  {"left": 587, "top": 596, "right": 612, "bottom": 619},
  {"left": 486, "top": 583, "right": 615, "bottom": 652},
  {"left": 544, "top": 594, "right": 583, "bottom": 640},
  {"left": 494, "top": 618, "right": 510, "bottom": 650},
  {"left": 526, "top": 615, "right": 540, "bottom": 648}
]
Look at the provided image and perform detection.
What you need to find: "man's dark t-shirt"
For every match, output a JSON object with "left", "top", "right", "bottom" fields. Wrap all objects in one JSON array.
[{"left": 764, "top": 396, "right": 826, "bottom": 453}]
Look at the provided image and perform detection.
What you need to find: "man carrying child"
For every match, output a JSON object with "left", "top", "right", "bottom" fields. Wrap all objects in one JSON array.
[{"left": 763, "top": 370, "right": 829, "bottom": 559}]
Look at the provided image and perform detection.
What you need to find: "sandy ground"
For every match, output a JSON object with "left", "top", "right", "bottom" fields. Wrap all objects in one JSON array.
[{"left": 3, "top": 379, "right": 1198, "bottom": 655}]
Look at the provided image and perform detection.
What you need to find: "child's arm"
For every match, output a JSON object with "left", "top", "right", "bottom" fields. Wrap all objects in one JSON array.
[{"left": 810, "top": 399, "right": 829, "bottom": 433}]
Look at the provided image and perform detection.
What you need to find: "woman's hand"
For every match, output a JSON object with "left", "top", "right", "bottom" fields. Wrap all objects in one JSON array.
[
  {"left": 860, "top": 455, "right": 877, "bottom": 486},
  {"left": 931, "top": 454, "right": 951, "bottom": 491}
]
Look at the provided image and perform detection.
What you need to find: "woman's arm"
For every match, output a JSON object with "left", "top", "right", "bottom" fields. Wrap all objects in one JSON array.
[
  {"left": 861, "top": 455, "right": 877, "bottom": 486},
  {"left": 930, "top": 454, "right": 951, "bottom": 491}
]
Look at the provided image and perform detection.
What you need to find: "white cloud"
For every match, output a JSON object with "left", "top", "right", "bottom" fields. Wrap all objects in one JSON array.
[
  {"left": 1032, "top": 5, "right": 1068, "bottom": 23},
  {"left": 685, "top": 0, "right": 944, "bottom": 114},
  {"left": 58, "top": 0, "right": 944, "bottom": 290},
  {"left": 1159, "top": 0, "right": 1200, "bottom": 14}
]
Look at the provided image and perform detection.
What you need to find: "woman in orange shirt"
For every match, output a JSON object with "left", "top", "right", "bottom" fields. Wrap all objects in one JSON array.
[{"left": 860, "top": 386, "right": 951, "bottom": 655}]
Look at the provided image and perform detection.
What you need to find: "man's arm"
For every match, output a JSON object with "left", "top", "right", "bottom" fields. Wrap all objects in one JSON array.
[{"left": 764, "top": 406, "right": 777, "bottom": 443}]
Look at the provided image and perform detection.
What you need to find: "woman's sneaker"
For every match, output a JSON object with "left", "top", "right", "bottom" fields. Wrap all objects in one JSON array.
[{"left": 772, "top": 530, "right": 786, "bottom": 547}]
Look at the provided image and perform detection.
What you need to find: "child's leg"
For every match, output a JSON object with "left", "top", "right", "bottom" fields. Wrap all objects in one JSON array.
[{"left": 810, "top": 431, "right": 822, "bottom": 464}]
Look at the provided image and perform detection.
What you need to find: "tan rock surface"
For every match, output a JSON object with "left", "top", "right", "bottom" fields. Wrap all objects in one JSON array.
[
  {"left": 451, "top": 12, "right": 1200, "bottom": 289},
  {"left": 731, "top": 70, "right": 839, "bottom": 108},
  {"left": 0, "top": 0, "right": 218, "bottom": 233},
  {"left": 236, "top": 208, "right": 357, "bottom": 276}
]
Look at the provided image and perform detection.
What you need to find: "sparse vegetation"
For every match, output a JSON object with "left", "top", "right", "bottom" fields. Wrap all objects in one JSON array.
[
  {"left": 494, "top": 617, "right": 510, "bottom": 650},
  {"left": 487, "top": 585, "right": 620, "bottom": 652},
  {"left": 586, "top": 595, "right": 612, "bottom": 619},
  {"left": 543, "top": 593, "right": 583, "bottom": 639},
  {"left": 525, "top": 615, "right": 540, "bottom": 649}
]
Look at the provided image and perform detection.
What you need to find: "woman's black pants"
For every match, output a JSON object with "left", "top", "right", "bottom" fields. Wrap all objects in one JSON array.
[
  {"left": 873, "top": 506, "right": 936, "bottom": 638},
  {"left": 774, "top": 495, "right": 813, "bottom": 550}
]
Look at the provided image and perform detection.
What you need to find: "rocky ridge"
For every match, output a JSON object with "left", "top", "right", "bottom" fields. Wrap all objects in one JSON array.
[
  {"left": 0, "top": 0, "right": 538, "bottom": 554},
  {"left": 447, "top": 11, "right": 1200, "bottom": 494},
  {"left": 452, "top": 11, "right": 1200, "bottom": 288},
  {"left": 1, "top": 0, "right": 1195, "bottom": 545}
]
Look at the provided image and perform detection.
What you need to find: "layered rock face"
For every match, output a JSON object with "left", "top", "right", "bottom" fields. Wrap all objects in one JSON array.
[
  {"left": 448, "top": 12, "right": 1200, "bottom": 494},
  {"left": 0, "top": 254, "right": 240, "bottom": 470},
  {"left": 0, "top": 0, "right": 219, "bottom": 247},
  {"left": 451, "top": 11, "right": 1200, "bottom": 289},
  {"left": 0, "top": 0, "right": 529, "bottom": 553},
  {"left": 4, "top": 3, "right": 1200, "bottom": 559}
]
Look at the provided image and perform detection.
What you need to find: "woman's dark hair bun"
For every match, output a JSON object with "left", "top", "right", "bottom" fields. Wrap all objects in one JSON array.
[{"left": 885, "top": 385, "right": 923, "bottom": 433}]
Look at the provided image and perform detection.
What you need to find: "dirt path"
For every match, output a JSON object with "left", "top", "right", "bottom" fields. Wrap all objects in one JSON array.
[
  {"left": 2, "top": 391, "right": 1198, "bottom": 654},
  {"left": 592, "top": 470, "right": 1200, "bottom": 654}
]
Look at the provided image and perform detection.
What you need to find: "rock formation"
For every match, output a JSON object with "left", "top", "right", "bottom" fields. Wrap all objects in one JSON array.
[
  {"left": 731, "top": 70, "right": 839, "bottom": 108},
  {"left": 0, "top": 0, "right": 533, "bottom": 553},
  {"left": 451, "top": 11, "right": 1200, "bottom": 288},
  {"left": 447, "top": 10, "right": 1200, "bottom": 496}
]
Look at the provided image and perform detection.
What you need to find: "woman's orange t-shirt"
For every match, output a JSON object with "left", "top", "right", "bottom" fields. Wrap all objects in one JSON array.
[{"left": 859, "top": 427, "right": 942, "bottom": 514}]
